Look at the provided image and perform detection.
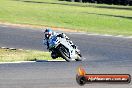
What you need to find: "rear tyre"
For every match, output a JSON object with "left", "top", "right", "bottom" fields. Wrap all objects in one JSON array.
[{"left": 51, "top": 49, "right": 59, "bottom": 59}]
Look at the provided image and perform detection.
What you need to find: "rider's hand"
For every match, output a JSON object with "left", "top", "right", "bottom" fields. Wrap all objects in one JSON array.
[{"left": 57, "top": 34, "right": 64, "bottom": 38}]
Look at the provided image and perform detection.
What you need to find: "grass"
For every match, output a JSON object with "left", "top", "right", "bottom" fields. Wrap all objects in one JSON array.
[
  {"left": 0, "top": 48, "right": 62, "bottom": 62},
  {"left": 0, "top": 0, "right": 132, "bottom": 35}
]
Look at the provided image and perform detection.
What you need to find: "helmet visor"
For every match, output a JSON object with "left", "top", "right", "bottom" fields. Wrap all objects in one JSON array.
[{"left": 45, "top": 33, "right": 51, "bottom": 39}]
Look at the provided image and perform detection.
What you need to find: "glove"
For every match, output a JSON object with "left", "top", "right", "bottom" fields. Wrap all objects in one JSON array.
[{"left": 57, "top": 33, "right": 64, "bottom": 38}]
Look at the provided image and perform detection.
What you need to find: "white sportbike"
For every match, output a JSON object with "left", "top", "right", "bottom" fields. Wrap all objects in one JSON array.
[{"left": 48, "top": 36, "right": 82, "bottom": 62}]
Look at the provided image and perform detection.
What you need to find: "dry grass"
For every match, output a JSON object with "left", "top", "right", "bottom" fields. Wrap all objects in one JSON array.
[{"left": 0, "top": 48, "right": 62, "bottom": 62}]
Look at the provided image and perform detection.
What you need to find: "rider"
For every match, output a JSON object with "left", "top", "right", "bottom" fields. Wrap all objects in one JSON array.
[{"left": 43, "top": 28, "right": 77, "bottom": 59}]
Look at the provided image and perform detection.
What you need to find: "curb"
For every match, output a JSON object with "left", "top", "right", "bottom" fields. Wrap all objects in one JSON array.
[
  {"left": 1, "top": 47, "right": 9, "bottom": 49},
  {"left": 0, "top": 47, "right": 24, "bottom": 51}
]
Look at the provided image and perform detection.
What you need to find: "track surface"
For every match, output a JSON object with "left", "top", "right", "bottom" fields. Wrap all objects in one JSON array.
[{"left": 0, "top": 25, "right": 132, "bottom": 88}]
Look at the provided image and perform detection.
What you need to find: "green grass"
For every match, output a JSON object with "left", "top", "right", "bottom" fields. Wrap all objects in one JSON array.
[
  {"left": 0, "top": 0, "right": 132, "bottom": 35},
  {"left": 0, "top": 48, "right": 62, "bottom": 62}
]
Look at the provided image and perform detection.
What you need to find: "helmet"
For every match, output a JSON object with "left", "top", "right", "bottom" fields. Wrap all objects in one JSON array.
[{"left": 44, "top": 28, "right": 53, "bottom": 39}]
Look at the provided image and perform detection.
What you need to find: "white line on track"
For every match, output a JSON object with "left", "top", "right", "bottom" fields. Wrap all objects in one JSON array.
[
  {"left": 0, "top": 25, "right": 8, "bottom": 27},
  {"left": 0, "top": 60, "right": 66, "bottom": 64},
  {"left": 48, "top": 60, "right": 66, "bottom": 61},
  {"left": 69, "top": 32, "right": 132, "bottom": 39},
  {"left": 0, "top": 61, "right": 36, "bottom": 64}
]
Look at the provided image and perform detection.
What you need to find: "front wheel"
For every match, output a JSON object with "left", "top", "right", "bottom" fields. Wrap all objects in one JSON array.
[{"left": 59, "top": 45, "right": 73, "bottom": 62}]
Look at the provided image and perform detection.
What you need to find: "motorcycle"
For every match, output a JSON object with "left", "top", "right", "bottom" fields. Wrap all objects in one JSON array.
[{"left": 48, "top": 36, "right": 82, "bottom": 62}]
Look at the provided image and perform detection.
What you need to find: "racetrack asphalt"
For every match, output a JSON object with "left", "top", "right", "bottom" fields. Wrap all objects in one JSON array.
[{"left": 0, "top": 24, "right": 132, "bottom": 88}]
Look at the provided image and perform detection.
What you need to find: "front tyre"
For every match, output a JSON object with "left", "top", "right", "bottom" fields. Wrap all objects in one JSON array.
[{"left": 59, "top": 45, "right": 73, "bottom": 62}]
